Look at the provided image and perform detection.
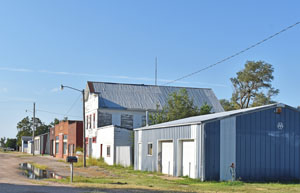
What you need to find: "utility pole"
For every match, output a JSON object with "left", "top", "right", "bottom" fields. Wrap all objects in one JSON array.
[
  {"left": 61, "top": 85, "right": 86, "bottom": 167},
  {"left": 155, "top": 57, "right": 157, "bottom": 86},
  {"left": 32, "top": 102, "right": 35, "bottom": 156},
  {"left": 82, "top": 89, "right": 86, "bottom": 167}
]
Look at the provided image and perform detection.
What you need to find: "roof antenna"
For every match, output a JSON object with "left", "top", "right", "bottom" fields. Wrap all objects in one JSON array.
[{"left": 155, "top": 57, "right": 157, "bottom": 86}]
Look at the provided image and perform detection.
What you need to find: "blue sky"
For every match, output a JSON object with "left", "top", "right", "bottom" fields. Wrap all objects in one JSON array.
[{"left": 0, "top": 0, "right": 299, "bottom": 139}]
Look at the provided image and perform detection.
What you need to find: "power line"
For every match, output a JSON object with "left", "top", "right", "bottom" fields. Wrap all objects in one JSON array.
[
  {"left": 26, "top": 109, "right": 81, "bottom": 118},
  {"left": 162, "top": 21, "right": 300, "bottom": 86},
  {"left": 63, "top": 93, "right": 81, "bottom": 117}
]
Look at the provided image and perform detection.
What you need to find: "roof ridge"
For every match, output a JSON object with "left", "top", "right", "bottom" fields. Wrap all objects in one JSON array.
[{"left": 87, "top": 81, "right": 212, "bottom": 90}]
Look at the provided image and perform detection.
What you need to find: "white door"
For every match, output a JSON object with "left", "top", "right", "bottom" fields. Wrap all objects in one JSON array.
[
  {"left": 162, "top": 141, "right": 173, "bottom": 175},
  {"left": 182, "top": 140, "right": 195, "bottom": 178},
  {"left": 138, "top": 143, "right": 142, "bottom": 170}
]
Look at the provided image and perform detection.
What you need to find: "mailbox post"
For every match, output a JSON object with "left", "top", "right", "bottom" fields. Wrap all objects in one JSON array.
[{"left": 66, "top": 156, "right": 78, "bottom": 183}]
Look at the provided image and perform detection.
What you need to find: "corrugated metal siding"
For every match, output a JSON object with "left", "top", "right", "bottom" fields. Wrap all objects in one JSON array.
[
  {"left": 135, "top": 125, "right": 195, "bottom": 175},
  {"left": 220, "top": 117, "right": 236, "bottom": 181},
  {"left": 204, "top": 121, "right": 220, "bottom": 180},
  {"left": 236, "top": 107, "right": 300, "bottom": 181},
  {"left": 90, "top": 82, "right": 224, "bottom": 113}
]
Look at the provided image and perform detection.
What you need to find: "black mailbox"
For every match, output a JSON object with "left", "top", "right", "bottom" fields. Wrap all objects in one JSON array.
[{"left": 66, "top": 156, "right": 78, "bottom": 163}]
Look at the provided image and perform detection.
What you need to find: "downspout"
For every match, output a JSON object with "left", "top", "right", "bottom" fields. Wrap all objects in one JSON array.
[
  {"left": 200, "top": 123, "right": 206, "bottom": 181},
  {"left": 146, "top": 110, "right": 149, "bottom": 126}
]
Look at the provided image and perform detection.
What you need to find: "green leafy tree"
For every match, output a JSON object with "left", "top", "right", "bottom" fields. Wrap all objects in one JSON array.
[
  {"left": 0, "top": 137, "right": 6, "bottom": 148},
  {"left": 149, "top": 89, "right": 212, "bottom": 124},
  {"left": 219, "top": 99, "right": 237, "bottom": 111},
  {"left": 49, "top": 118, "right": 60, "bottom": 127},
  {"left": 5, "top": 138, "right": 17, "bottom": 150},
  {"left": 16, "top": 117, "right": 32, "bottom": 147},
  {"left": 199, "top": 102, "right": 213, "bottom": 115},
  {"left": 16, "top": 116, "right": 50, "bottom": 146},
  {"left": 230, "top": 61, "right": 279, "bottom": 109}
]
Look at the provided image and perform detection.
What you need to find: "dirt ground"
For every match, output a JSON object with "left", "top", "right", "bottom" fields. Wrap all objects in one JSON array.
[{"left": 0, "top": 152, "right": 174, "bottom": 193}]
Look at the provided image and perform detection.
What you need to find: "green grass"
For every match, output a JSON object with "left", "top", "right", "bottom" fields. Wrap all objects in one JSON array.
[
  {"left": 28, "top": 162, "right": 49, "bottom": 170},
  {"left": 74, "top": 157, "right": 108, "bottom": 168},
  {"left": 46, "top": 158, "right": 300, "bottom": 192}
]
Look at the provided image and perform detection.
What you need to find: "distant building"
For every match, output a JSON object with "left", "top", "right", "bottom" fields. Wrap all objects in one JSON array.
[
  {"left": 84, "top": 81, "right": 224, "bottom": 166},
  {"left": 33, "top": 133, "right": 50, "bottom": 155},
  {"left": 134, "top": 103, "right": 300, "bottom": 181},
  {"left": 21, "top": 136, "right": 32, "bottom": 153},
  {"left": 50, "top": 120, "right": 83, "bottom": 159}
]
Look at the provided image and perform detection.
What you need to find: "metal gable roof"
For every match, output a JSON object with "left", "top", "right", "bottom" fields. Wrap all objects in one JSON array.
[
  {"left": 87, "top": 81, "right": 224, "bottom": 113},
  {"left": 135, "top": 103, "right": 295, "bottom": 130}
]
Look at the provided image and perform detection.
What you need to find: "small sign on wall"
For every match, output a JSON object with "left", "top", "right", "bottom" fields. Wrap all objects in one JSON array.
[{"left": 277, "top": 122, "right": 284, "bottom": 130}]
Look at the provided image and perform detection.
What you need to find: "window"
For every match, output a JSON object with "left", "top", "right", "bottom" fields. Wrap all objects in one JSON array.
[
  {"left": 147, "top": 143, "right": 153, "bottom": 156},
  {"left": 98, "top": 112, "right": 112, "bottom": 127},
  {"left": 89, "top": 115, "right": 92, "bottom": 129},
  {"left": 63, "top": 135, "right": 68, "bottom": 140},
  {"left": 86, "top": 115, "right": 88, "bottom": 129},
  {"left": 92, "top": 137, "right": 96, "bottom": 143},
  {"left": 63, "top": 142, "right": 67, "bottom": 154},
  {"left": 107, "top": 145, "right": 111, "bottom": 157},
  {"left": 93, "top": 113, "right": 95, "bottom": 128},
  {"left": 121, "top": 114, "right": 133, "bottom": 129},
  {"left": 55, "top": 142, "right": 59, "bottom": 154},
  {"left": 55, "top": 136, "right": 59, "bottom": 141}
]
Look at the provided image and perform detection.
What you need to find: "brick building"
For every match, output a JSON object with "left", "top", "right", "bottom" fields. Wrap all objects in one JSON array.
[{"left": 49, "top": 120, "right": 83, "bottom": 158}]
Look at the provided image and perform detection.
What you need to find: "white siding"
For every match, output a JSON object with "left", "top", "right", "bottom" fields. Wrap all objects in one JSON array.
[
  {"left": 116, "top": 146, "right": 132, "bottom": 167},
  {"left": 93, "top": 126, "right": 115, "bottom": 165},
  {"left": 220, "top": 117, "right": 236, "bottom": 181},
  {"left": 91, "top": 125, "right": 133, "bottom": 166},
  {"left": 114, "top": 127, "right": 133, "bottom": 166}
]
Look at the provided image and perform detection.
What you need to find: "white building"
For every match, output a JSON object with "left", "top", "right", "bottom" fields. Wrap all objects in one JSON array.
[
  {"left": 88, "top": 125, "right": 133, "bottom": 166},
  {"left": 84, "top": 81, "right": 224, "bottom": 166},
  {"left": 21, "top": 136, "right": 32, "bottom": 153}
]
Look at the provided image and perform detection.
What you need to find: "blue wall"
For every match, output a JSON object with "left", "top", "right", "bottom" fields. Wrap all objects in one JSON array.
[
  {"left": 236, "top": 107, "right": 300, "bottom": 181},
  {"left": 204, "top": 121, "right": 220, "bottom": 180}
]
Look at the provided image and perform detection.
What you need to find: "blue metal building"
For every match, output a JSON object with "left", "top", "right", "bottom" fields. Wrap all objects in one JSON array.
[{"left": 134, "top": 103, "right": 300, "bottom": 181}]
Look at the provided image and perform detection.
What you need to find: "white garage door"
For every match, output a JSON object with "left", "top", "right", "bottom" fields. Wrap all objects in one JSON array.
[
  {"left": 162, "top": 141, "right": 173, "bottom": 175},
  {"left": 182, "top": 140, "right": 195, "bottom": 178}
]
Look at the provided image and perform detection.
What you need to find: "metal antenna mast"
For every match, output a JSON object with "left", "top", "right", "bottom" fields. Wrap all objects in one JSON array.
[{"left": 155, "top": 57, "right": 157, "bottom": 86}]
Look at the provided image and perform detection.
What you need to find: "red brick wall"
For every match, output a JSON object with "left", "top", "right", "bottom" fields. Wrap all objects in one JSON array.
[
  {"left": 68, "top": 121, "right": 83, "bottom": 152},
  {"left": 53, "top": 121, "right": 69, "bottom": 158},
  {"left": 58, "top": 134, "right": 64, "bottom": 158},
  {"left": 53, "top": 120, "right": 83, "bottom": 159}
]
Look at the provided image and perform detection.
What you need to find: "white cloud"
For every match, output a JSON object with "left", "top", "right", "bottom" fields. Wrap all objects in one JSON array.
[
  {"left": 0, "top": 66, "right": 228, "bottom": 88},
  {"left": 0, "top": 67, "right": 32, "bottom": 72}
]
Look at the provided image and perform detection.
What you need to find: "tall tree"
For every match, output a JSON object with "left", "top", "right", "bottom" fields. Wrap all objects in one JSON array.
[
  {"left": 219, "top": 99, "right": 237, "bottom": 111},
  {"left": 0, "top": 137, "right": 6, "bottom": 148},
  {"left": 5, "top": 138, "right": 17, "bottom": 150},
  {"left": 230, "top": 61, "right": 279, "bottom": 109},
  {"left": 16, "top": 117, "right": 32, "bottom": 147},
  {"left": 149, "top": 89, "right": 212, "bottom": 124},
  {"left": 16, "top": 116, "right": 50, "bottom": 146}
]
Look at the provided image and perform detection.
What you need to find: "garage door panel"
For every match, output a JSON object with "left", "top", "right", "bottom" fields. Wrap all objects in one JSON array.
[
  {"left": 162, "top": 142, "right": 173, "bottom": 175},
  {"left": 182, "top": 140, "right": 195, "bottom": 178}
]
